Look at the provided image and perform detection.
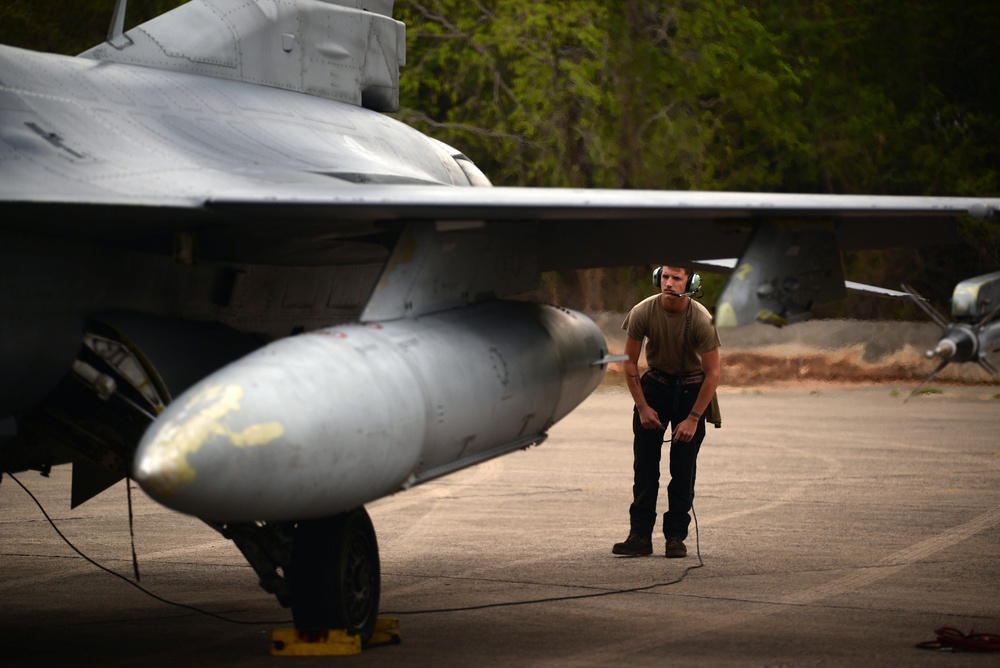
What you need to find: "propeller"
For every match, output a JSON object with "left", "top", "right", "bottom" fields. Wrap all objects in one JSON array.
[{"left": 901, "top": 283, "right": 1000, "bottom": 401}]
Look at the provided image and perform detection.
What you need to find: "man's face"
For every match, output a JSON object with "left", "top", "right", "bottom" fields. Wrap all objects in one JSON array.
[{"left": 660, "top": 266, "right": 689, "bottom": 298}]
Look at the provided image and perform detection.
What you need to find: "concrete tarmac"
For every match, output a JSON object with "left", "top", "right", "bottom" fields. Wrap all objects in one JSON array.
[{"left": 2, "top": 384, "right": 999, "bottom": 666}]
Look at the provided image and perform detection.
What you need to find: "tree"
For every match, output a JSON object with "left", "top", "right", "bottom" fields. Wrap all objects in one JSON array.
[
  {"left": 0, "top": 1, "right": 186, "bottom": 55},
  {"left": 395, "top": 0, "right": 808, "bottom": 191},
  {"left": 396, "top": 1, "right": 998, "bottom": 313}
]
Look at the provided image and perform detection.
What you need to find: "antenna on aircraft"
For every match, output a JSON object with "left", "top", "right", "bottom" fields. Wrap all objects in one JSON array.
[
  {"left": 902, "top": 272, "right": 1000, "bottom": 400},
  {"left": 107, "top": 0, "right": 130, "bottom": 48}
]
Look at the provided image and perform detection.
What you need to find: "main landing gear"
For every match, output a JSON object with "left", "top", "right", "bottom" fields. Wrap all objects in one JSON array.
[{"left": 288, "top": 507, "right": 381, "bottom": 642}]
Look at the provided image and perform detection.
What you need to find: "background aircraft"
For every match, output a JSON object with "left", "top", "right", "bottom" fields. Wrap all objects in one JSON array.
[{"left": 2, "top": 0, "right": 998, "bottom": 641}]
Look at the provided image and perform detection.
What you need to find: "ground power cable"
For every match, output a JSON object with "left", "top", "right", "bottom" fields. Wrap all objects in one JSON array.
[
  {"left": 384, "top": 504, "right": 704, "bottom": 617},
  {"left": 387, "top": 304, "right": 707, "bottom": 616},
  {"left": 3, "top": 292, "right": 710, "bottom": 623},
  {"left": 8, "top": 469, "right": 705, "bottom": 621},
  {"left": 4, "top": 471, "right": 290, "bottom": 626}
]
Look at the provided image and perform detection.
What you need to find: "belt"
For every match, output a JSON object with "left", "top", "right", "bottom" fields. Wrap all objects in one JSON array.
[{"left": 646, "top": 368, "right": 705, "bottom": 387}]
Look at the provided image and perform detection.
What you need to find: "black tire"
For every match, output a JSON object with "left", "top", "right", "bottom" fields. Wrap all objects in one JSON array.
[{"left": 289, "top": 507, "right": 380, "bottom": 641}]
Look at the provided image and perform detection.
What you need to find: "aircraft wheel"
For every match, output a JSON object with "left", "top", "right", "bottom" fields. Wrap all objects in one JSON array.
[{"left": 289, "top": 507, "right": 380, "bottom": 641}]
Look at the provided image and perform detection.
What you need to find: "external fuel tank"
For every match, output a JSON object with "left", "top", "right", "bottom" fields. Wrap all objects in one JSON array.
[{"left": 133, "top": 301, "right": 611, "bottom": 522}]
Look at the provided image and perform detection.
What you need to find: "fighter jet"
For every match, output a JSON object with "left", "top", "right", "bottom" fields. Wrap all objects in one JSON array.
[{"left": 2, "top": 0, "right": 998, "bottom": 641}]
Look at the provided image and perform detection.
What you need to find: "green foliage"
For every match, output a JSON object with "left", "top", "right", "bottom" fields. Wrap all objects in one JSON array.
[
  {"left": 396, "top": 0, "right": 807, "bottom": 191},
  {"left": 0, "top": 1, "right": 187, "bottom": 55},
  {"left": 396, "top": 0, "right": 998, "bottom": 314},
  {"left": 959, "top": 217, "right": 1000, "bottom": 270},
  {"left": 748, "top": 0, "right": 1000, "bottom": 198},
  {"left": 395, "top": 0, "right": 616, "bottom": 187}
]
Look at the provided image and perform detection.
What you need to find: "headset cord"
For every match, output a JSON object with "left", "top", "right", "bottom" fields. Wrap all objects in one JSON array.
[{"left": 671, "top": 299, "right": 703, "bottom": 565}]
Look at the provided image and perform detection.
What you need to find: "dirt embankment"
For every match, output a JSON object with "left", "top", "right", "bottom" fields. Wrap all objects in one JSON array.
[{"left": 591, "top": 314, "right": 999, "bottom": 387}]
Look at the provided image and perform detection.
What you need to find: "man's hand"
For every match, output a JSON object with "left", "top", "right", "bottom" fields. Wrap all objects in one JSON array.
[
  {"left": 638, "top": 405, "right": 663, "bottom": 430},
  {"left": 625, "top": 335, "right": 662, "bottom": 430},
  {"left": 671, "top": 415, "right": 699, "bottom": 442}
]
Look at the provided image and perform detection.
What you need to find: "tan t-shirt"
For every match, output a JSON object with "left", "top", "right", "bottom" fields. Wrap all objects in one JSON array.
[{"left": 622, "top": 295, "right": 721, "bottom": 374}]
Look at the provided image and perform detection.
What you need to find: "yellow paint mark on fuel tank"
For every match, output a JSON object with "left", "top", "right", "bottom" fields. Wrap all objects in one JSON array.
[{"left": 140, "top": 384, "right": 284, "bottom": 497}]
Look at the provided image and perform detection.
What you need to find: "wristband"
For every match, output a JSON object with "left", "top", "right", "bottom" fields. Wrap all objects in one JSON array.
[{"left": 689, "top": 411, "right": 702, "bottom": 419}]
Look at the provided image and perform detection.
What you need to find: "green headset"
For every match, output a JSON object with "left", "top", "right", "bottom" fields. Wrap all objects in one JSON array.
[{"left": 652, "top": 266, "right": 702, "bottom": 295}]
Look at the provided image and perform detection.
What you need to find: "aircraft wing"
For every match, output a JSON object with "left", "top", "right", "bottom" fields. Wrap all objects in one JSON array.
[
  {"left": 2, "top": 41, "right": 992, "bottom": 273},
  {"left": 5, "top": 174, "right": 989, "bottom": 271}
]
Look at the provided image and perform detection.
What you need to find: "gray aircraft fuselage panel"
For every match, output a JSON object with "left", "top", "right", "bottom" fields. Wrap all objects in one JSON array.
[{"left": 0, "top": 44, "right": 466, "bottom": 208}]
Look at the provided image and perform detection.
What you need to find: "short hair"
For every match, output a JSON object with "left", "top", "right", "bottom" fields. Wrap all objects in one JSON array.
[{"left": 661, "top": 265, "right": 691, "bottom": 276}]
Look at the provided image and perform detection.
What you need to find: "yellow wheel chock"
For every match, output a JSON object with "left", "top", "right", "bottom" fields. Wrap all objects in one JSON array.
[{"left": 270, "top": 618, "right": 400, "bottom": 656}]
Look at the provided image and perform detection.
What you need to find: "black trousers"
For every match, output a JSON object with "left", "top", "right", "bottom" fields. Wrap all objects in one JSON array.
[{"left": 629, "top": 373, "right": 705, "bottom": 540}]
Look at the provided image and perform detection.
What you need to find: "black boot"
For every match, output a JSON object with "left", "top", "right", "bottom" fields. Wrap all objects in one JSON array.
[{"left": 612, "top": 534, "right": 653, "bottom": 556}]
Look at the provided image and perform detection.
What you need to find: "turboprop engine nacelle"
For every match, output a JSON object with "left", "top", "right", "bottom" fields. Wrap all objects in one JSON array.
[
  {"left": 902, "top": 272, "right": 1000, "bottom": 395},
  {"left": 133, "top": 302, "right": 610, "bottom": 522}
]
